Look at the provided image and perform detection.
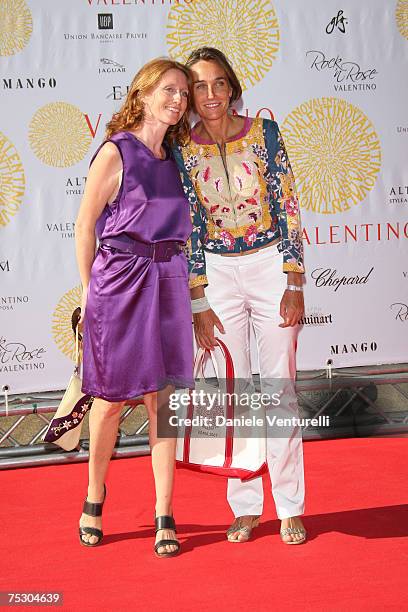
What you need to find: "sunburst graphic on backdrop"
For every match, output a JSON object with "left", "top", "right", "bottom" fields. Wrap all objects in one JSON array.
[
  {"left": 396, "top": 0, "right": 408, "bottom": 39},
  {"left": 166, "top": 0, "right": 280, "bottom": 91},
  {"left": 0, "top": 132, "right": 26, "bottom": 228},
  {"left": 52, "top": 286, "right": 82, "bottom": 361},
  {"left": 281, "top": 98, "right": 381, "bottom": 215},
  {"left": 0, "top": 0, "right": 32, "bottom": 56},
  {"left": 29, "top": 102, "right": 92, "bottom": 168}
]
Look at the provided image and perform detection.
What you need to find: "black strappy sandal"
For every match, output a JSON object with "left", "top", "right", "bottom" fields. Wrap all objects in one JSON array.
[
  {"left": 154, "top": 515, "right": 180, "bottom": 558},
  {"left": 78, "top": 485, "right": 106, "bottom": 547}
]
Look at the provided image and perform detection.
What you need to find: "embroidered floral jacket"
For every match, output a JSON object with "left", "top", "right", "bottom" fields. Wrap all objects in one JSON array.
[{"left": 173, "top": 117, "right": 304, "bottom": 288}]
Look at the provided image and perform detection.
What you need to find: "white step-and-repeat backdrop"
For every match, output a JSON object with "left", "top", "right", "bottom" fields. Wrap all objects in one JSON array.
[{"left": 1, "top": 0, "right": 408, "bottom": 394}]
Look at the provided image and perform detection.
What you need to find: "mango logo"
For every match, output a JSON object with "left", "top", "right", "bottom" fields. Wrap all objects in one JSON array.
[
  {"left": 167, "top": 0, "right": 280, "bottom": 92},
  {"left": 281, "top": 97, "right": 381, "bottom": 215}
]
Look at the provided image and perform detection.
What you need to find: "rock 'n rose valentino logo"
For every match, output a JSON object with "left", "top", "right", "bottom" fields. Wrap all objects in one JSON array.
[
  {"left": 52, "top": 286, "right": 82, "bottom": 361},
  {"left": 29, "top": 102, "right": 92, "bottom": 168},
  {"left": 396, "top": 0, "right": 408, "bottom": 39},
  {"left": 166, "top": 0, "right": 280, "bottom": 91},
  {"left": 0, "top": 0, "right": 32, "bottom": 56},
  {"left": 281, "top": 97, "right": 381, "bottom": 215},
  {"left": 0, "top": 132, "right": 26, "bottom": 228}
]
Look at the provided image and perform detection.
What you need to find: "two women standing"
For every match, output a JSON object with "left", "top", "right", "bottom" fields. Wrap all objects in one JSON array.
[{"left": 75, "top": 48, "right": 306, "bottom": 557}]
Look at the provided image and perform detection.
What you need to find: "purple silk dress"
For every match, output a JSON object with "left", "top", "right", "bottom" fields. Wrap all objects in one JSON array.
[{"left": 82, "top": 131, "right": 194, "bottom": 402}]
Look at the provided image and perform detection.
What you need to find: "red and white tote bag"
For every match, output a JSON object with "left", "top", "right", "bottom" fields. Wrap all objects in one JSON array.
[{"left": 176, "top": 338, "right": 267, "bottom": 481}]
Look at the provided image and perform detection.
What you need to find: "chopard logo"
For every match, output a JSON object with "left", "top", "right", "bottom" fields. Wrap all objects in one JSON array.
[
  {"left": 390, "top": 303, "right": 408, "bottom": 321},
  {"left": 326, "top": 10, "right": 348, "bottom": 34},
  {"left": 311, "top": 267, "right": 374, "bottom": 291},
  {"left": 306, "top": 50, "right": 378, "bottom": 91}
]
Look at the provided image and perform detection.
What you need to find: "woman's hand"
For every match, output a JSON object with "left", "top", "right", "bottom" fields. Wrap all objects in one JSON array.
[
  {"left": 279, "top": 290, "right": 304, "bottom": 328},
  {"left": 193, "top": 309, "right": 225, "bottom": 350}
]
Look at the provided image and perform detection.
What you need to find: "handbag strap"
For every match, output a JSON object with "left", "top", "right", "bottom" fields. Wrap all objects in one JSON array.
[{"left": 74, "top": 325, "right": 81, "bottom": 373}]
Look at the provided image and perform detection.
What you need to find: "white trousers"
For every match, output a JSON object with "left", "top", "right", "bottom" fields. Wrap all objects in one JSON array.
[{"left": 205, "top": 245, "right": 305, "bottom": 520}]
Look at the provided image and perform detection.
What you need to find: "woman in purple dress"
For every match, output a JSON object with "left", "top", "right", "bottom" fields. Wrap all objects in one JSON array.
[{"left": 75, "top": 58, "right": 194, "bottom": 557}]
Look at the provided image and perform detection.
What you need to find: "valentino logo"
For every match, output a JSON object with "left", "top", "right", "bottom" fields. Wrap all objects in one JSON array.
[
  {"left": 166, "top": 0, "right": 280, "bottom": 92},
  {"left": 46, "top": 223, "right": 75, "bottom": 239},
  {"left": 306, "top": 51, "right": 378, "bottom": 91},
  {"left": 99, "top": 58, "right": 125, "bottom": 74},
  {"left": 389, "top": 186, "right": 408, "bottom": 204},
  {"left": 0, "top": 337, "right": 46, "bottom": 373},
  {"left": 98, "top": 13, "right": 113, "bottom": 29},
  {"left": 0, "top": 296, "right": 29, "bottom": 311},
  {"left": 390, "top": 303, "right": 408, "bottom": 321},
  {"left": 331, "top": 342, "right": 378, "bottom": 355},
  {"left": 3, "top": 77, "right": 57, "bottom": 90},
  {"left": 326, "top": 10, "right": 348, "bottom": 34},
  {"left": 0, "top": 260, "right": 10, "bottom": 272},
  {"left": 311, "top": 267, "right": 374, "bottom": 292}
]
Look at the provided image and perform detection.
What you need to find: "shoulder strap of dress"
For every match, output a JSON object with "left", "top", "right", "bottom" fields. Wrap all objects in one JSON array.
[{"left": 89, "top": 134, "right": 126, "bottom": 203}]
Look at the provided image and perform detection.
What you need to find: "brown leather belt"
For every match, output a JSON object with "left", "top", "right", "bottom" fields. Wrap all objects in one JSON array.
[{"left": 99, "top": 236, "right": 182, "bottom": 262}]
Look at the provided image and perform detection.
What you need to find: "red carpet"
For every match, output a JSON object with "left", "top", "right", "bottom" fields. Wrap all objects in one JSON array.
[{"left": 1, "top": 438, "right": 408, "bottom": 611}]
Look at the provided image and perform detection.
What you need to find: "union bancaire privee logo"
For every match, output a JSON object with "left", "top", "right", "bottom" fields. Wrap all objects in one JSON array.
[
  {"left": 52, "top": 285, "right": 82, "bottom": 362},
  {"left": 0, "top": 132, "right": 26, "bottom": 228},
  {"left": 29, "top": 102, "right": 92, "bottom": 168},
  {"left": 166, "top": 0, "right": 280, "bottom": 91},
  {"left": 396, "top": 0, "right": 408, "bottom": 39},
  {"left": 0, "top": 0, "right": 32, "bottom": 56},
  {"left": 281, "top": 98, "right": 381, "bottom": 215}
]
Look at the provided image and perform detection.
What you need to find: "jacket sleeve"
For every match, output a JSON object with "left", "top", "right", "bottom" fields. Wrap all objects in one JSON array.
[
  {"left": 172, "top": 146, "right": 208, "bottom": 288},
  {"left": 264, "top": 119, "right": 305, "bottom": 274}
]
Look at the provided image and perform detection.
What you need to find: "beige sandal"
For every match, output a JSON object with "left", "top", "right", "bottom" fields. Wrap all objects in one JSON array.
[
  {"left": 280, "top": 517, "right": 307, "bottom": 545},
  {"left": 226, "top": 515, "right": 260, "bottom": 543}
]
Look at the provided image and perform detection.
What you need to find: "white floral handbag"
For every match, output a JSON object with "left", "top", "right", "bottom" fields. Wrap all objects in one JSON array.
[{"left": 43, "top": 327, "right": 93, "bottom": 451}]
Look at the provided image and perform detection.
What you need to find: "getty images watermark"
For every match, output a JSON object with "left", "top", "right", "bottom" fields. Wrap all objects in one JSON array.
[{"left": 166, "top": 388, "right": 330, "bottom": 436}]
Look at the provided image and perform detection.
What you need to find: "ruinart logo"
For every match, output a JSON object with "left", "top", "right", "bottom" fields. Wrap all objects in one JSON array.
[
  {"left": 396, "top": 0, "right": 408, "bottom": 39},
  {"left": 52, "top": 286, "right": 82, "bottom": 361},
  {"left": 0, "top": 132, "right": 26, "bottom": 229},
  {"left": 281, "top": 97, "right": 381, "bottom": 215},
  {"left": 0, "top": 0, "right": 32, "bottom": 56},
  {"left": 29, "top": 102, "right": 92, "bottom": 168},
  {"left": 330, "top": 342, "right": 378, "bottom": 355},
  {"left": 166, "top": 0, "right": 280, "bottom": 91}
]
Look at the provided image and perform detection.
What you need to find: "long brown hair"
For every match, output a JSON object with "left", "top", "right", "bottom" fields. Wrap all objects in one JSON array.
[{"left": 105, "top": 57, "right": 192, "bottom": 144}]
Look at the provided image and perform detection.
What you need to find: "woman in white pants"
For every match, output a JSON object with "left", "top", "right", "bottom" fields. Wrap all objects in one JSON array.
[{"left": 173, "top": 47, "right": 306, "bottom": 544}]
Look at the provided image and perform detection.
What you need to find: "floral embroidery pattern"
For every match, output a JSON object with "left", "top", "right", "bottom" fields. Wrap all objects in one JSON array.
[{"left": 173, "top": 118, "right": 304, "bottom": 287}]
